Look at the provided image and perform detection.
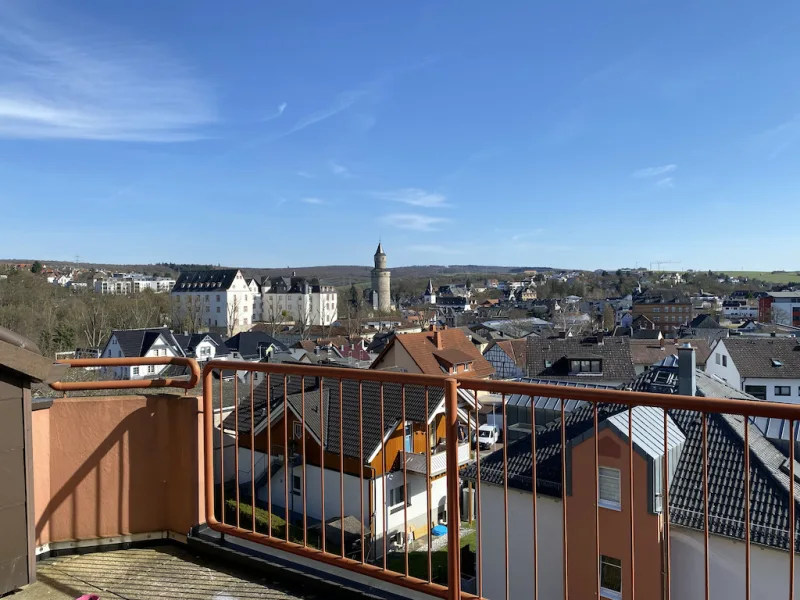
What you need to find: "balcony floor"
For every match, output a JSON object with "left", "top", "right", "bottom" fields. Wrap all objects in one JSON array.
[{"left": 12, "top": 546, "right": 315, "bottom": 599}]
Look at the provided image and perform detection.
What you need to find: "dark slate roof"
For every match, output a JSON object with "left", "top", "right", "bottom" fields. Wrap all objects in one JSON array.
[
  {"left": 631, "top": 329, "right": 661, "bottom": 340},
  {"left": 172, "top": 269, "right": 239, "bottom": 292},
  {"left": 505, "top": 378, "right": 619, "bottom": 412},
  {"left": 721, "top": 337, "right": 800, "bottom": 379},
  {"left": 111, "top": 328, "right": 184, "bottom": 358},
  {"left": 225, "top": 331, "right": 289, "bottom": 359},
  {"left": 174, "top": 332, "right": 230, "bottom": 356},
  {"left": 525, "top": 336, "right": 635, "bottom": 382},
  {"left": 689, "top": 314, "right": 724, "bottom": 329},
  {"left": 223, "top": 377, "right": 444, "bottom": 463}
]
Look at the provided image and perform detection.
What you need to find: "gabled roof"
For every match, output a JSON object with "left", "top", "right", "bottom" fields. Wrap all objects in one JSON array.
[
  {"left": 225, "top": 331, "right": 288, "bottom": 359},
  {"left": 373, "top": 328, "right": 494, "bottom": 378},
  {"left": 720, "top": 337, "right": 800, "bottom": 379},
  {"left": 223, "top": 378, "right": 444, "bottom": 464},
  {"left": 689, "top": 314, "right": 724, "bottom": 329},
  {"left": 110, "top": 328, "right": 185, "bottom": 358},
  {"left": 488, "top": 339, "right": 528, "bottom": 370},
  {"left": 525, "top": 336, "right": 635, "bottom": 382},
  {"left": 172, "top": 269, "right": 239, "bottom": 292},
  {"left": 630, "top": 339, "right": 711, "bottom": 367}
]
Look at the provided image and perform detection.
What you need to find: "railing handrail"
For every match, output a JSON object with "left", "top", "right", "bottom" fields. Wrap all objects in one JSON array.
[{"left": 50, "top": 356, "right": 201, "bottom": 392}]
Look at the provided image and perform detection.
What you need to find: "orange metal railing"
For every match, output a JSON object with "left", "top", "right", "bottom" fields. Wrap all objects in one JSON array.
[
  {"left": 50, "top": 356, "right": 201, "bottom": 392},
  {"left": 44, "top": 355, "right": 800, "bottom": 600}
]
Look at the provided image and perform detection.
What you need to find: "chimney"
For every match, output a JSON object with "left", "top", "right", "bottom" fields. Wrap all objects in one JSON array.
[
  {"left": 678, "top": 343, "right": 696, "bottom": 397},
  {"left": 659, "top": 337, "right": 665, "bottom": 349},
  {"left": 434, "top": 330, "right": 443, "bottom": 349},
  {"left": 596, "top": 332, "right": 604, "bottom": 345}
]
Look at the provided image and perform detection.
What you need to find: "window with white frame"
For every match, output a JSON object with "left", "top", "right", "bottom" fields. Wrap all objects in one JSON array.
[
  {"left": 147, "top": 365, "right": 155, "bottom": 374},
  {"left": 598, "top": 466, "right": 621, "bottom": 510},
  {"left": 389, "top": 484, "right": 406, "bottom": 508},
  {"left": 132, "top": 367, "right": 139, "bottom": 376},
  {"left": 600, "top": 555, "right": 622, "bottom": 600},
  {"left": 292, "top": 474, "right": 302, "bottom": 494}
]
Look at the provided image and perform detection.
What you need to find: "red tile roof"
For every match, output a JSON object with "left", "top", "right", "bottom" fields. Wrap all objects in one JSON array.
[{"left": 374, "top": 328, "right": 495, "bottom": 378}]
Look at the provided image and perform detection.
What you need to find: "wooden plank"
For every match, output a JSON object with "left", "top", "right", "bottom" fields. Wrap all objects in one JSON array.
[
  {"left": 22, "top": 382, "right": 34, "bottom": 584},
  {"left": 0, "top": 449, "right": 25, "bottom": 508},
  {"left": 0, "top": 398, "right": 23, "bottom": 451},
  {"left": 0, "top": 556, "right": 27, "bottom": 595},
  {"left": 0, "top": 504, "right": 27, "bottom": 564}
]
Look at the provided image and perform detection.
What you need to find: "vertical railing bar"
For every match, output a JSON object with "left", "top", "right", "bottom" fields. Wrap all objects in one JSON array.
[
  {"left": 702, "top": 412, "right": 709, "bottom": 600},
  {"left": 629, "top": 405, "right": 635, "bottom": 600},
  {"left": 790, "top": 418, "right": 795, "bottom": 600},
  {"left": 502, "top": 392, "right": 510, "bottom": 600},
  {"left": 663, "top": 408, "right": 671, "bottom": 600},
  {"left": 381, "top": 383, "right": 387, "bottom": 571},
  {"left": 475, "top": 389, "right": 482, "bottom": 599},
  {"left": 219, "top": 373, "right": 225, "bottom": 525},
  {"left": 532, "top": 395, "right": 539, "bottom": 600},
  {"left": 301, "top": 377, "right": 308, "bottom": 547},
  {"left": 402, "top": 383, "right": 409, "bottom": 576},
  {"left": 283, "top": 374, "right": 289, "bottom": 543},
  {"left": 744, "top": 418, "right": 751, "bottom": 600},
  {"left": 426, "top": 387, "right": 433, "bottom": 584},
  {"left": 266, "top": 374, "right": 272, "bottom": 538},
  {"left": 561, "top": 397, "right": 568, "bottom": 600},
  {"left": 234, "top": 376, "right": 240, "bottom": 529},
  {"left": 359, "top": 381, "right": 365, "bottom": 565},
  {"left": 340, "top": 378, "right": 345, "bottom": 559},
  {"left": 594, "top": 402, "right": 600, "bottom": 600},
  {"left": 444, "top": 378, "right": 461, "bottom": 600},
  {"left": 320, "top": 377, "right": 326, "bottom": 554},
  {"left": 250, "top": 374, "right": 255, "bottom": 532}
]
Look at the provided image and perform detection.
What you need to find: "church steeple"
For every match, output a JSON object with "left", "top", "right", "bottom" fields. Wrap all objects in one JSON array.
[
  {"left": 425, "top": 279, "right": 434, "bottom": 294},
  {"left": 375, "top": 241, "right": 385, "bottom": 256}
]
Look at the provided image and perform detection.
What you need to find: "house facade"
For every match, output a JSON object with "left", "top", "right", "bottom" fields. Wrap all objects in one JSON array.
[
  {"left": 95, "top": 274, "right": 176, "bottom": 294},
  {"left": 483, "top": 339, "right": 527, "bottom": 379},
  {"left": 224, "top": 379, "right": 473, "bottom": 554},
  {"left": 262, "top": 275, "right": 338, "bottom": 326},
  {"left": 100, "top": 327, "right": 185, "bottom": 379},
  {"left": 705, "top": 337, "right": 800, "bottom": 402},
  {"left": 632, "top": 292, "right": 695, "bottom": 335},
  {"left": 171, "top": 269, "right": 255, "bottom": 335}
]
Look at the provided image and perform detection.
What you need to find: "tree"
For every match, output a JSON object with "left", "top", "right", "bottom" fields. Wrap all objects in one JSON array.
[
  {"left": 226, "top": 295, "right": 243, "bottom": 337},
  {"left": 602, "top": 304, "right": 616, "bottom": 330},
  {"left": 264, "top": 298, "right": 290, "bottom": 337},
  {"left": 771, "top": 305, "right": 791, "bottom": 326},
  {"left": 31, "top": 261, "right": 43, "bottom": 274}
]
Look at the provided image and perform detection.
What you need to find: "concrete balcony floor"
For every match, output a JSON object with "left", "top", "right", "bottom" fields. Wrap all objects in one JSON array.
[{"left": 12, "top": 546, "right": 314, "bottom": 600}]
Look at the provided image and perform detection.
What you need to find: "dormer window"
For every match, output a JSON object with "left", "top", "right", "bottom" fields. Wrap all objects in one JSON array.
[{"left": 569, "top": 359, "right": 602, "bottom": 374}]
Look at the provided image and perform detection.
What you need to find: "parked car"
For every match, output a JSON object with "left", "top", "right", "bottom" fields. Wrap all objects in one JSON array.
[{"left": 474, "top": 424, "right": 499, "bottom": 450}]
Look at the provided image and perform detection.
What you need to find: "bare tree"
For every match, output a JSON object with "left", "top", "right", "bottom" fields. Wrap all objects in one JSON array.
[
  {"left": 602, "top": 304, "right": 616, "bottom": 330},
  {"left": 264, "top": 299, "right": 289, "bottom": 337},
  {"left": 771, "top": 305, "right": 791, "bottom": 326},
  {"left": 226, "top": 295, "right": 242, "bottom": 337},
  {"left": 81, "top": 296, "right": 110, "bottom": 348}
]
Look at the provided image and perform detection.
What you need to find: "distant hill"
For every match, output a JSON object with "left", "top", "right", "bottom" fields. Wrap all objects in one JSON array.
[{"left": 0, "top": 259, "right": 558, "bottom": 287}]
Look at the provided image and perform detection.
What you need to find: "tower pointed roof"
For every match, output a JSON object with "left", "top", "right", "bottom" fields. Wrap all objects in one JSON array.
[
  {"left": 425, "top": 279, "right": 435, "bottom": 294},
  {"left": 375, "top": 241, "right": 385, "bottom": 256}
]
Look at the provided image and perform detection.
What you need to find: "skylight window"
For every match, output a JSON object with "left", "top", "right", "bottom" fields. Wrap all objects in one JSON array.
[{"left": 772, "top": 359, "right": 784, "bottom": 367}]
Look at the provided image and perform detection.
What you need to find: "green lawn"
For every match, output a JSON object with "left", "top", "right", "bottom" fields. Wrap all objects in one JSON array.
[
  {"left": 721, "top": 271, "right": 800, "bottom": 284},
  {"left": 386, "top": 525, "right": 477, "bottom": 584}
]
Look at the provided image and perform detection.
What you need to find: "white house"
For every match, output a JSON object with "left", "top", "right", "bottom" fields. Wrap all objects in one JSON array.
[
  {"left": 223, "top": 379, "right": 474, "bottom": 555},
  {"left": 173, "top": 332, "right": 231, "bottom": 363},
  {"left": 100, "top": 327, "right": 186, "bottom": 380},
  {"left": 171, "top": 269, "right": 255, "bottom": 335},
  {"left": 261, "top": 275, "right": 337, "bottom": 327},
  {"left": 705, "top": 337, "right": 800, "bottom": 402}
]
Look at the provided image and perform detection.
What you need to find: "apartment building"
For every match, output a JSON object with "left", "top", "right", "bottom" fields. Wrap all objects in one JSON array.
[
  {"left": 94, "top": 273, "right": 176, "bottom": 294},
  {"left": 759, "top": 291, "right": 800, "bottom": 325},
  {"left": 632, "top": 292, "right": 695, "bottom": 335},
  {"left": 261, "top": 275, "right": 338, "bottom": 326},
  {"left": 171, "top": 269, "right": 255, "bottom": 335}
]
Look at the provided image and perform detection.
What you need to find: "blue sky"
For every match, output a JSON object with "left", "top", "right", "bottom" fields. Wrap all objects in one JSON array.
[{"left": 2, "top": 1, "right": 800, "bottom": 270}]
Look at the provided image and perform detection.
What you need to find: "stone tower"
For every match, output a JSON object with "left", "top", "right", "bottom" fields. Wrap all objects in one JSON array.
[{"left": 371, "top": 242, "right": 392, "bottom": 312}]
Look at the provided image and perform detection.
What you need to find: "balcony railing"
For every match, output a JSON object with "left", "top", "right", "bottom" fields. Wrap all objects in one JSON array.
[{"left": 39, "top": 356, "right": 800, "bottom": 600}]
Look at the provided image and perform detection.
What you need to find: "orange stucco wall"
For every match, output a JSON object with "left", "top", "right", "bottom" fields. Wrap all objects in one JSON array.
[
  {"left": 568, "top": 427, "right": 663, "bottom": 600},
  {"left": 32, "top": 394, "right": 205, "bottom": 547}
]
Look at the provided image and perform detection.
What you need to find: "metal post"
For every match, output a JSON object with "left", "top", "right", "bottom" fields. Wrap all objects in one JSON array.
[{"left": 445, "top": 378, "right": 461, "bottom": 600}]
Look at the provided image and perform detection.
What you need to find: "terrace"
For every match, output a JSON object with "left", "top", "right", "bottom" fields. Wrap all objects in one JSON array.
[{"left": 2, "top": 330, "right": 800, "bottom": 600}]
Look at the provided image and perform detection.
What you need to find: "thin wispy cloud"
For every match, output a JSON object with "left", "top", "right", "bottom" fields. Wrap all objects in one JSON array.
[
  {"left": 281, "top": 89, "right": 365, "bottom": 139},
  {"left": 381, "top": 213, "right": 450, "bottom": 232},
  {"left": 328, "top": 160, "right": 352, "bottom": 178},
  {"left": 301, "top": 197, "right": 324, "bottom": 205},
  {"left": 632, "top": 164, "right": 677, "bottom": 178},
  {"left": 296, "top": 171, "right": 315, "bottom": 179},
  {"left": 0, "top": 4, "right": 215, "bottom": 142},
  {"left": 511, "top": 229, "right": 544, "bottom": 242},
  {"left": 656, "top": 177, "right": 674, "bottom": 188},
  {"left": 376, "top": 188, "right": 449, "bottom": 208},
  {"left": 752, "top": 114, "right": 800, "bottom": 158},
  {"left": 262, "top": 102, "right": 287, "bottom": 122}
]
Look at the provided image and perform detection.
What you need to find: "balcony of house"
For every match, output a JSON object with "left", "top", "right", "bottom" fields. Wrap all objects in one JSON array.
[{"left": 6, "top": 329, "right": 800, "bottom": 600}]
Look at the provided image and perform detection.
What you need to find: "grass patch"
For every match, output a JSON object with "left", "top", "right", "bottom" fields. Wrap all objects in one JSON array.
[
  {"left": 387, "top": 524, "right": 476, "bottom": 583},
  {"left": 721, "top": 271, "right": 800, "bottom": 284}
]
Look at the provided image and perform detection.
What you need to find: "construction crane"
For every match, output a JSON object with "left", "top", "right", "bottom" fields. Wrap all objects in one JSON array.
[{"left": 649, "top": 260, "right": 681, "bottom": 272}]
